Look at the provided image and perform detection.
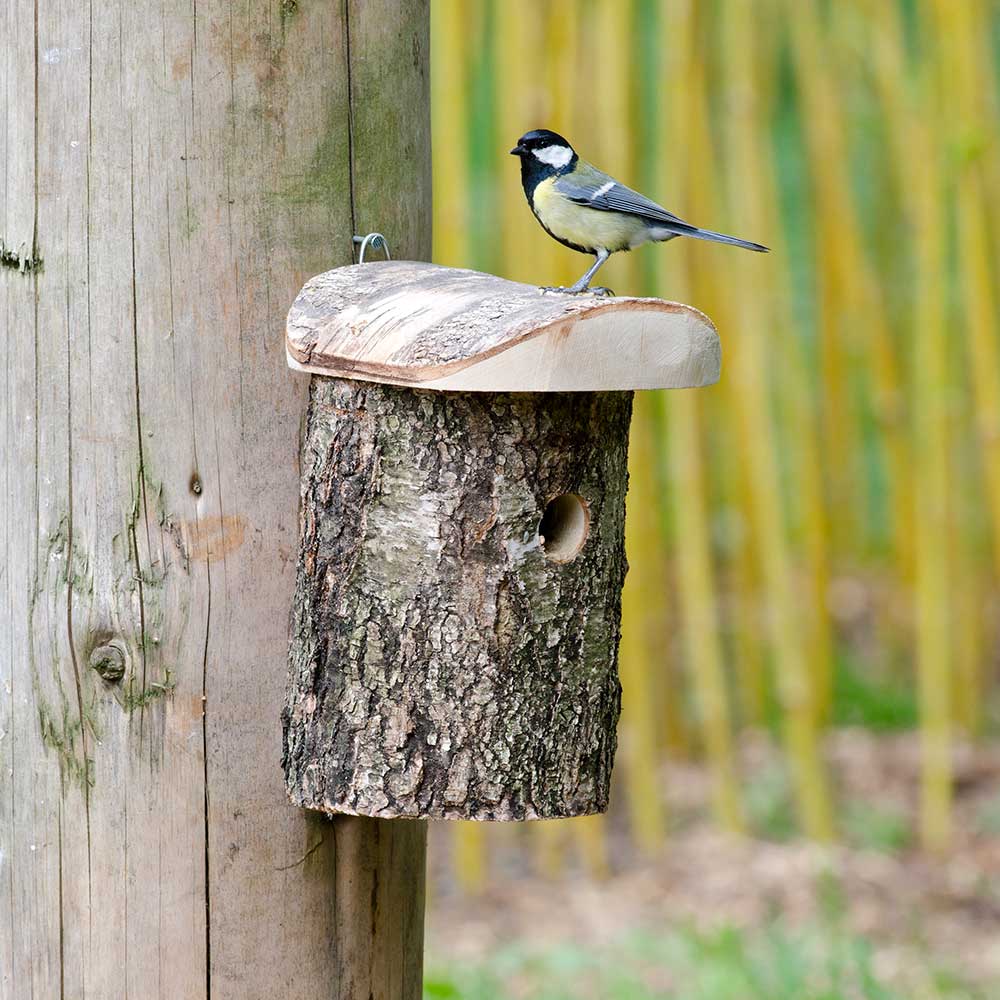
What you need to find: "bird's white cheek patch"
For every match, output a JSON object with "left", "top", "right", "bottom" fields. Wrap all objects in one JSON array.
[{"left": 534, "top": 145, "right": 573, "bottom": 168}]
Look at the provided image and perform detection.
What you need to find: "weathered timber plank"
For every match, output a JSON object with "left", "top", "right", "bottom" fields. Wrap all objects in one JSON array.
[
  {"left": 333, "top": 817, "right": 428, "bottom": 1000},
  {"left": 0, "top": 1, "right": 431, "bottom": 997},
  {"left": 348, "top": 0, "right": 433, "bottom": 264},
  {"left": 327, "top": 5, "right": 432, "bottom": 997}
]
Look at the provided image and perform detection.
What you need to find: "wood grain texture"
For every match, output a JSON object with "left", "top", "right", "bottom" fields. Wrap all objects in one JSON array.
[
  {"left": 284, "top": 378, "right": 632, "bottom": 820},
  {"left": 0, "top": 1, "right": 430, "bottom": 997},
  {"left": 333, "top": 817, "right": 427, "bottom": 1000},
  {"left": 286, "top": 261, "right": 721, "bottom": 390}
]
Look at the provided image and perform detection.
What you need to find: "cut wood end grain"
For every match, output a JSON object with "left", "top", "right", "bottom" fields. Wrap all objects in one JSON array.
[{"left": 285, "top": 261, "right": 721, "bottom": 392}]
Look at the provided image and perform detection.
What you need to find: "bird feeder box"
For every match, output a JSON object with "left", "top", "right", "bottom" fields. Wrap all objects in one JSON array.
[{"left": 282, "top": 260, "right": 720, "bottom": 821}]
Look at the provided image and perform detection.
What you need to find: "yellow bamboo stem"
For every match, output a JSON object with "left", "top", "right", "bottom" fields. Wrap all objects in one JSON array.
[
  {"left": 661, "top": 0, "right": 744, "bottom": 834},
  {"left": 453, "top": 822, "right": 487, "bottom": 892},
  {"left": 543, "top": 0, "right": 583, "bottom": 289},
  {"left": 729, "top": 540, "right": 767, "bottom": 727},
  {"left": 971, "top": 0, "right": 1000, "bottom": 259},
  {"left": 619, "top": 393, "right": 669, "bottom": 852},
  {"left": 942, "top": 0, "right": 993, "bottom": 739},
  {"left": 669, "top": 393, "right": 746, "bottom": 831},
  {"left": 495, "top": 0, "right": 548, "bottom": 285},
  {"left": 952, "top": 505, "right": 984, "bottom": 736},
  {"left": 433, "top": 0, "right": 488, "bottom": 890},
  {"left": 943, "top": 0, "right": 1000, "bottom": 581},
  {"left": 786, "top": 0, "right": 913, "bottom": 573},
  {"left": 667, "top": 10, "right": 767, "bottom": 729},
  {"left": 913, "top": 229, "right": 951, "bottom": 852},
  {"left": 588, "top": 0, "right": 636, "bottom": 295},
  {"left": 958, "top": 176, "right": 1000, "bottom": 576},
  {"left": 445, "top": 0, "right": 492, "bottom": 888},
  {"left": 572, "top": 814, "right": 610, "bottom": 880},
  {"left": 430, "top": 0, "right": 469, "bottom": 269},
  {"left": 743, "top": 2, "right": 834, "bottom": 725},
  {"left": 535, "top": 819, "right": 572, "bottom": 879},
  {"left": 722, "top": 0, "right": 833, "bottom": 841},
  {"left": 866, "top": 0, "right": 955, "bottom": 850},
  {"left": 728, "top": 3, "right": 833, "bottom": 724},
  {"left": 912, "top": 0, "right": 952, "bottom": 853}
]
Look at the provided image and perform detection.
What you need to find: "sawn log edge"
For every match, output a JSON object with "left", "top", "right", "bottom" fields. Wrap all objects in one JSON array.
[{"left": 285, "top": 260, "right": 721, "bottom": 391}]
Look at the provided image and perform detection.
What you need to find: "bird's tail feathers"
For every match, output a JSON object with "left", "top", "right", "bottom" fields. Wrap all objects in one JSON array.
[{"left": 684, "top": 225, "right": 769, "bottom": 252}]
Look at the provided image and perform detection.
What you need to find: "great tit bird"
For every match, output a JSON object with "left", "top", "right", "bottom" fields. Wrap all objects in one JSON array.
[{"left": 510, "top": 129, "right": 768, "bottom": 295}]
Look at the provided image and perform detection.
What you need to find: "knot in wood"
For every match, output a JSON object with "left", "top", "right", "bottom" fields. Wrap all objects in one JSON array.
[{"left": 89, "top": 642, "right": 126, "bottom": 683}]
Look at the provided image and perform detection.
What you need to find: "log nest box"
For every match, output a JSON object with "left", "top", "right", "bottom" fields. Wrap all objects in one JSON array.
[{"left": 282, "top": 261, "right": 719, "bottom": 821}]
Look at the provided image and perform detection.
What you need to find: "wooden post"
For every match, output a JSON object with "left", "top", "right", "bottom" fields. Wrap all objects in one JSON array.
[
  {"left": 0, "top": 2, "right": 429, "bottom": 997},
  {"left": 281, "top": 262, "right": 720, "bottom": 823}
]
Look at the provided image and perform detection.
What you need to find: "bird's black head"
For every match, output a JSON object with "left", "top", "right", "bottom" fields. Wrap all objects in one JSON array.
[
  {"left": 511, "top": 129, "right": 577, "bottom": 196},
  {"left": 510, "top": 128, "right": 573, "bottom": 153}
]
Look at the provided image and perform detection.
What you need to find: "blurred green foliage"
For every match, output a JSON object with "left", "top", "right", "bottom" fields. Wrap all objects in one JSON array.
[{"left": 425, "top": 919, "right": 986, "bottom": 1000}]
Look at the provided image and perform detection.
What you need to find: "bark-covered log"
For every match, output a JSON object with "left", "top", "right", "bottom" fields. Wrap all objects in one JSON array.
[{"left": 283, "top": 377, "right": 634, "bottom": 820}]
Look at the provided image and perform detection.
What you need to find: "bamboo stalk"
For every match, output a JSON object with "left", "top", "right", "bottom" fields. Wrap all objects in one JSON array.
[
  {"left": 630, "top": 1, "right": 693, "bottom": 761},
  {"left": 669, "top": 9, "right": 767, "bottom": 730},
  {"left": 721, "top": 0, "right": 833, "bottom": 841},
  {"left": 913, "top": 195, "right": 951, "bottom": 853},
  {"left": 532, "top": 819, "right": 569, "bottom": 880},
  {"left": 430, "top": 0, "right": 469, "bottom": 269},
  {"left": 572, "top": 814, "right": 610, "bottom": 880},
  {"left": 589, "top": 0, "right": 636, "bottom": 295},
  {"left": 543, "top": 0, "right": 583, "bottom": 290},
  {"left": 944, "top": 0, "right": 1000, "bottom": 581},
  {"left": 952, "top": 499, "right": 984, "bottom": 737},
  {"left": 785, "top": 0, "right": 913, "bottom": 573},
  {"left": 619, "top": 393, "right": 669, "bottom": 852},
  {"left": 496, "top": 0, "right": 548, "bottom": 285},
  {"left": 644, "top": 400, "right": 694, "bottom": 760},
  {"left": 865, "top": 0, "right": 953, "bottom": 851},
  {"left": 661, "top": 0, "right": 744, "bottom": 834},
  {"left": 434, "top": 0, "right": 486, "bottom": 889},
  {"left": 453, "top": 822, "right": 487, "bottom": 893},
  {"left": 913, "top": 0, "right": 952, "bottom": 853},
  {"left": 669, "top": 393, "right": 746, "bottom": 831},
  {"left": 743, "top": 0, "right": 834, "bottom": 725},
  {"left": 944, "top": 0, "right": 993, "bottom": 739}
]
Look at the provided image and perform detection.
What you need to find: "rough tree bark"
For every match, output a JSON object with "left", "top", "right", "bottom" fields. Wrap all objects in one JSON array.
[
  {"left": 1, "top": 1, "right": 429, "bottom": 997},
  {"left": 284, "top": 378, "right": 634, "bottom": 820}
]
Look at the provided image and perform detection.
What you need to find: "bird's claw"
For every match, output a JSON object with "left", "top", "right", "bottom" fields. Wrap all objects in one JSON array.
[{"left": 539, "top": 285, "right": 616, "bottom": 297}]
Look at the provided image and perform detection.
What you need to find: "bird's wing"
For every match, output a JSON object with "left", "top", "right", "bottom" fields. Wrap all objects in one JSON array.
[{"left": 554, "top": 168, "right": 698, "bottom": 232}]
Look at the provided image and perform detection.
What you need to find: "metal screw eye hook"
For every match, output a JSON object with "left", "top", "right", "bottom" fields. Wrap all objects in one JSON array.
[{"left": 352, "top": 232, "right": 391, "bottom": 264}]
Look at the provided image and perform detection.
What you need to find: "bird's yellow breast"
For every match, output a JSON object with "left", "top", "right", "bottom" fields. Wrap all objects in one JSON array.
[{"left": 531, "top": 177, "right": 648, "bottom": 254}]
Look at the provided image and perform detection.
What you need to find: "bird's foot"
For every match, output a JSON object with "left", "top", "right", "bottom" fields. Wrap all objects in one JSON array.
[{"left": 539, "top": 284, "right": 616, "bottom": 297}]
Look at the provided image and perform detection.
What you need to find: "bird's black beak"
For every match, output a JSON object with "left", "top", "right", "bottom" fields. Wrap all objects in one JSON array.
[{"left": 510, "top": 145, "right": 524, "bottom": 156}]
